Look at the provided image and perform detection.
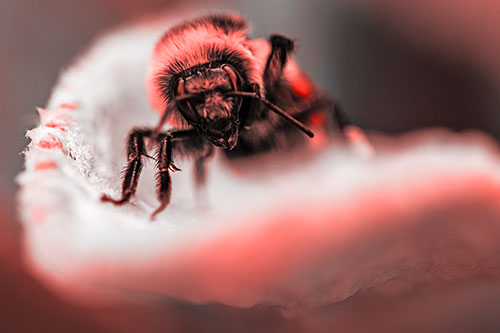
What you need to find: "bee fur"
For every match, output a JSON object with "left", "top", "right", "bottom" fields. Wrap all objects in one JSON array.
[{"left": 102, "top": 13, "right": 346, "bottom": 219}]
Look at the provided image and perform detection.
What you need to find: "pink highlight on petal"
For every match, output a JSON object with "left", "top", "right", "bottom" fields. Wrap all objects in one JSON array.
[
  {"left": 45, "top": 123, "right": 66, "bottom": 131},
  {"left": 34, "top": 161, "right": 57, "bottom": 171},
  {"left": 45, "top": 118, "right": 69, "bottom": 131},
  {"left": 38, "top": 135, "right": 63, "bottom": 151},
  {"left": 58, "top": 102, "right": 79, "bottom": 110}
]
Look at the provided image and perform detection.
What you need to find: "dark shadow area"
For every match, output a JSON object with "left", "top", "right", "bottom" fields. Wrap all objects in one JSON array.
[{"left": 333, "top": 8, "right": 500, "bottom": 137}]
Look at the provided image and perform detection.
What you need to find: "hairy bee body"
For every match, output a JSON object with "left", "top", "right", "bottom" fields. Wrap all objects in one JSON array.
[
  {"left": 102, "top": 13, "right": 345, "bottom": 218},
  {"left": 146, "top": 13, "right": 338, "bottom": 157}
]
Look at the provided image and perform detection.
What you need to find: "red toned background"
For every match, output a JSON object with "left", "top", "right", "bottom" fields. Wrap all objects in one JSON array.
[{"left": 3, "top": 0, "right": 500, "bottom": 331}]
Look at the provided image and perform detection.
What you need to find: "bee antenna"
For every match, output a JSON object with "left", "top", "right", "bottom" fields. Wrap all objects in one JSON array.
[
  {"left": 175, "top": 93, "right": 203, "bottom": 103},
  {"left": 152, "top": 100, "right": 176, "bottom": 138},
  {"left": 224, "top": 91, "right": 315, "bottom": 138}
]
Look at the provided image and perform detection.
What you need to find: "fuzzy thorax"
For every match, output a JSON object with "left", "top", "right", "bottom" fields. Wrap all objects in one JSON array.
[{"left": 145, "top": 13, "right": 266, "bottom": 128}]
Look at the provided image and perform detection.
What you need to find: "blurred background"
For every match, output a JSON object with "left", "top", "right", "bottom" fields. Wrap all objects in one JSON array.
[{"left": 3, "top": 0, "right": 500, "bottom": 331}]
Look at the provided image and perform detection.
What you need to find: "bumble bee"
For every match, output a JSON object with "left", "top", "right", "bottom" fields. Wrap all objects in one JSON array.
[{"left": 101, "top": 13, "right": 346, "bottom": 219}]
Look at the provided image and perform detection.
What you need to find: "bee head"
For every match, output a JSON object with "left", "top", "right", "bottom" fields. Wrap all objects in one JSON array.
[{"left": 175, "top": 64, "right": 242, "bottom": 149}]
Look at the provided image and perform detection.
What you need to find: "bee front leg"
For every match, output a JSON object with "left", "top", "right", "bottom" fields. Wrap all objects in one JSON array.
[
  {"left": 151, "top": 133, "right": 176, "bottom": 220},
  {"left": 101, "top": 128, "right": 152, "bottom": 205},
  {"left": 331, "top": 101, "right": 347, "bottom": 135}
]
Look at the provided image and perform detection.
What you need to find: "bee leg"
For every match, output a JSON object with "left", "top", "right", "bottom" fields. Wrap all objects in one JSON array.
[
  {"left": 194, "top": 145, "right": 214, "bottom": 188},
  {"left": 331, "top": 102, "right": 347, "bottom": 135},
  {"left": 151, "top": 134, "right": 174, "bottom": 220},
  {"left": 101, "top": 128, "right": 151, "bottom": 205},
  {"left": 151, "top": 128, "right": 202, "bottom": 219},
  {"left": 314, "top": 97, "right": 348, "bottom": 136},
  {"left": 263, "top": 34, "right": 294, "bottom": 96}
]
